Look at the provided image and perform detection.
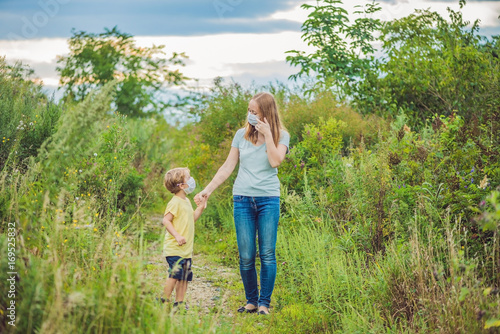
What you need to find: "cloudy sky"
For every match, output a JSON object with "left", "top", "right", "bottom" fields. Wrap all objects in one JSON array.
[{"left": 1, "top": 0, "right": 499, "bottom": 97}]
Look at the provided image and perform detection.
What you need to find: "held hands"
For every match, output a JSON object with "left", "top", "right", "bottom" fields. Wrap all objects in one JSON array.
[
  {"left": 196, "top": 193, "right": 208, "bottom": 209},
  {"left": 194, "top": 189, "right": 210, "bottom": 207},
  {"left": 255, "top": 117, "right": 271, "bottom": 137}
]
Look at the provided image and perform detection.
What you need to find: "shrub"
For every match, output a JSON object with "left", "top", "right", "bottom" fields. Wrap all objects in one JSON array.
[{"left": 0, "top": 58, "right": 62, "bottom": 172}]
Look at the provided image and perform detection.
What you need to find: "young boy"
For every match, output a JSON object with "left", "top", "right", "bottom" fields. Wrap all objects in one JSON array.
[{"left": 161, "top": 167, "right": 206, "bottom": 310}]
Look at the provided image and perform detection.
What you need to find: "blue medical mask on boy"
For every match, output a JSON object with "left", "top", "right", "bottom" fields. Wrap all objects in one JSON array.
[
  {"left": 184, "top": 177, "right": 196, "bottom": 194},
  {"left": 247, "top": 113, "right": 259, "bottom": 126}
]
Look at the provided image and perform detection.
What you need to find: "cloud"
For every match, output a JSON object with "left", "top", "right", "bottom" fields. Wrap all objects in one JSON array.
[
  {"left": 0, "top": 0, "right": 304, "bottom": 40},
  {"left": 273, "top": 0, "right": 499, "bottom": 33},
  {"left": 224, "top": 60, "right": 297, "bottom": 86},
  {"left": 0, "top": 31, "right": 312, "bottom": 93}
]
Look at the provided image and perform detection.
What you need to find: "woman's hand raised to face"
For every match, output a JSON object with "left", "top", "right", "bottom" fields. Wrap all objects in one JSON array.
[{"left": 255, "top": 117, "right": 272, "bottom": 138}]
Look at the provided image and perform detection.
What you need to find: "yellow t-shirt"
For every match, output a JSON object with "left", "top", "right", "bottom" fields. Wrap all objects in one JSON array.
[{"left": 163, "top": 195, "right": 194, "bottom": 258}]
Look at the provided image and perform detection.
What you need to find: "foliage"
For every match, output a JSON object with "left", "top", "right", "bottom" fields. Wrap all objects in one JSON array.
[
  {"left": 56, "top": 26, "right": 188, "bottom": 117},
  {"left": 287, "top": 0, "right": 500, "bottom": 130},
  {"left": 368, "top": 6, "right": 500, "bottom": 126},
  {"left": 0, "top": 57, "right": 62, "bottom": 172},
  {"left": 2, "top": 5, "right": 500, "bottom": 331},
  {"left": 286, "top": 0, "right": 382, "bottom": 98},
  {"left": 280, "top": 117, "right": 345, "bottom": 192},
  {"left": 280, "top": 90, "right": 384, "bottom": 148}
]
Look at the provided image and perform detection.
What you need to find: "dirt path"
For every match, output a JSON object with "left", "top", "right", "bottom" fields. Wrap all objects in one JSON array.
[{"left": 143, "top": 215, "right": 240, "bottom": 315}]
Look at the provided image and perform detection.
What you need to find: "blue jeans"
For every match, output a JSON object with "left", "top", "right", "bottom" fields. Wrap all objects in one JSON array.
[{"left": 233, "top": 195, "right": 280, "bottom": 308}]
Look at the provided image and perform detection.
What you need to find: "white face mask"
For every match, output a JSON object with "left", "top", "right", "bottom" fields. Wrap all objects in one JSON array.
[
  {"left": 183, "top": 177, "right": 196, "bottom": 194},
  {"left": 247, "top": 112, "right": 259, "bottom": 126}
]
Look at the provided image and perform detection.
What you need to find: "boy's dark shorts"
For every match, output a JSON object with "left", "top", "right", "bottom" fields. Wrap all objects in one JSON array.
[{"left": 166, "top": 256, "right": 193, "bottom": 281}]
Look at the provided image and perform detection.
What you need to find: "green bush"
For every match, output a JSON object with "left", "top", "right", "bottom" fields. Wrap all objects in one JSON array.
[{"left": 0, "top": 58, "right": 62, "bottom": 172}]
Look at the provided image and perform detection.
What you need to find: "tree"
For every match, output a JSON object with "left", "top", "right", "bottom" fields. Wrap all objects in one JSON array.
[
  {"left": 369, "top": 2, "right": 499, "bottom": 126},
  {"left": 287, "top": 0, "right": 500, "bottom": 128},
  {"left": 56, "top": 26, "right": 188, "bottom": 117},
  {"left": 286, "top": 0, "right": 381, "bottom": 98}
]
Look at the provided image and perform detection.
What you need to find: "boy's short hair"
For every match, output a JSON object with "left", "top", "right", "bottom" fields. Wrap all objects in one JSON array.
[{"left": 164, "top": 167, "right": 189, "bottom": 194}]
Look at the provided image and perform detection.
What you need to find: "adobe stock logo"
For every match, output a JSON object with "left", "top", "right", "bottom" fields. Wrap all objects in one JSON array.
[
  {"left": 213, "top": 0, "right": 244, "bottom": 19},
  {"left": 8, "top": 0, "right": 72, "bottom": 40}
]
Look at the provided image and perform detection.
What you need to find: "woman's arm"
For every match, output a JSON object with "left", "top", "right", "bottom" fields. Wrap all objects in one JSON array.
[
  {"left": 264, "top": 137, "right": 288, "bottom": 168},
  {"left": 195, "top": 146, "right": 239, "bottom": 201},
  {"left": 258, "top": 118, "right": 288, "bottom": 168}
]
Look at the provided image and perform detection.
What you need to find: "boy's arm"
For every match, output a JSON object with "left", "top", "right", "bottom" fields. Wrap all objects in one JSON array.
[
  {"left": 193, "top": 196, "right": 207, "bottom": 222},
  {"left": 163, "top": 213, "right": 186, "bottom": 246}
]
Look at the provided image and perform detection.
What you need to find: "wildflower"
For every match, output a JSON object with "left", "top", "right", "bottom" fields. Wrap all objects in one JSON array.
[
  {"left": 93, "top": 267, "right": 96, "bottom": 271},
  {"left": 480, "top": 200, "right": 486, "bottom": 207},
  {"left": 27, "top": 237, "right": 30, "bottom": 240},
  {"left": 64, "top": 239, "right": 67, "bottom": 243},
  {"left": 346, "top": 163, "right": 352, "bottom": 168},
  {"left": 114, "top": 157, "right": 117, "bottom": 159},
  {"left": 471, "top": 167, "right": 475, "bottom": 173},
  {"left": 479, "top": 175, "right": 488, "bottom": 189},
  {"left": 76, "top": 197, "right": 79, "bottom": 201},
  {"left": 79, "top": 169, "right": 82, "bottom": 173},
  {"left": 95, "top": 213, "right": 99, "bottom": 217},
  {"left": 73, "top": 220, "right": 78, "bottom": 223},
  {"left": 471, "top": 178, "right": 474, "bottom": 184},
  {"left": 47, "top": 245, "right": 50, "bottom": 248},
  {"left": 93, "top": 228, "right": 98, "bottom": 232},
  {"left": 94, "top": 153, "right": 97, "bottom": 157}
]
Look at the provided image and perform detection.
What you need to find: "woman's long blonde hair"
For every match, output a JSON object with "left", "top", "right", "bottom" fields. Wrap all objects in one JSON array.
[{"left": 244, "top": 92, "right": 285, "bottom": 147}]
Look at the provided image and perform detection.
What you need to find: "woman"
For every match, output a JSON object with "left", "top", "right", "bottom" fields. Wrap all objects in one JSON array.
[{"left": 194, "top": 92, "right": 290, "bottom": 315}]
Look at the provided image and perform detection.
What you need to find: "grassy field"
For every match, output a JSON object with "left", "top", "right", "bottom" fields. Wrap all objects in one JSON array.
[{"left": 1, "top": 41, "right": 499, "bottom": 333}]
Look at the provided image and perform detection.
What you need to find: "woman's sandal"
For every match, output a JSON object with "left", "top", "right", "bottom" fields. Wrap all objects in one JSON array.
[
  {"left": 258, "top": 307, "right": 270, "bottom": 315},
  {"left": 237, "top": 306, "right": 257, "bottom": 314}
]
